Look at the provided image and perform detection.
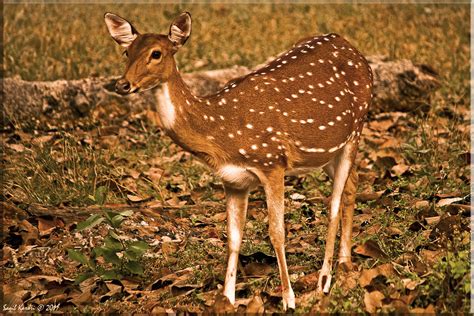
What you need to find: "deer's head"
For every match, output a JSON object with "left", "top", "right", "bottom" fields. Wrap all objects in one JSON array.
[{"left": 104, "top": 12, "right": 191, "bottom": 95}]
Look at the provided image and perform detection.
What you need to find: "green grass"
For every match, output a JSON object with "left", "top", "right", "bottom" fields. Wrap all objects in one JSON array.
[{"left": 4, "top": 3, "right": 470, "bottom": 95}]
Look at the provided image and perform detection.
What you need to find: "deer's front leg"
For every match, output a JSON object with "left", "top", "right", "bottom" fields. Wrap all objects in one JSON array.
[
  {"left": 318, "top": 142, "right": 357, "bottom": 293},
  {"left": 258, "top": 168, "right": 295, "bottom": 311},
  {"left": 223, "top": 185, "right": 249, "bottom": 305}
]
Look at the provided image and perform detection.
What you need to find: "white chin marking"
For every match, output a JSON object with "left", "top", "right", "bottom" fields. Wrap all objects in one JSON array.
[{"left": 156, "top": 83, "right": 176, "bottom": 129}]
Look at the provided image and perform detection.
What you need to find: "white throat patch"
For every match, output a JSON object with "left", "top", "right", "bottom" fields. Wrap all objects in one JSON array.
[{"left": 156, "top": 83, "right": 176, "bottom": 129}]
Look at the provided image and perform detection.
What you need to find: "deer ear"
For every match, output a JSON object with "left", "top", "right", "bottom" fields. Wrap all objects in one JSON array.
[
  {"left": 168, "top": 12, "right": 192, "bottom": 50},
  {"left": 104, "top": 12, "right": 139, "bottom": 48}
]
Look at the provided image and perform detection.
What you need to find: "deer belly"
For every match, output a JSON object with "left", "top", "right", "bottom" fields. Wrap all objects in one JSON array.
[
  {"left": 288, "top": 126, "right": 355, "bottom": 169},
  {"left": 291, "top": 150, "right": 340, "bottom": 169}
]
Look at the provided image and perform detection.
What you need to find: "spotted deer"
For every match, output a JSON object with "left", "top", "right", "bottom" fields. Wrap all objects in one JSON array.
[{"left": 105, "top": 11, "right": 372, "bottom": 310}]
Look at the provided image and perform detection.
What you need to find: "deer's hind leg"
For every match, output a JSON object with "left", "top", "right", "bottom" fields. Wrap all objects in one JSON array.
[
  {"left": 338, "top": 167, "right": 357, "bottom": 269},
  {"left": 323, "top": 161, "right": 358, "bottom": 268},
  {"left": 318, "top": 141, "right": 358, "bottom": 293},
  {"left": 254, "top": 167, "right": 295, "bottom": 311}
]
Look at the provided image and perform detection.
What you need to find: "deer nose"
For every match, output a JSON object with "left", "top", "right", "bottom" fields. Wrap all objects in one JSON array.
[{"left": 115, "top": 78, "right": 131, "bottom": 95}]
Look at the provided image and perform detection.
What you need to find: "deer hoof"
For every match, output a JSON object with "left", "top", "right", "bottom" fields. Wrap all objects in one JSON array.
[
  {"left": 282, "top": 288, "right": 296, "bottom": 311},
  {"left": 317, "top": 269, "right": 332, "bottom": 294},
  {"left": 337, "top": 260, "right": 354, "bottom": 272}
]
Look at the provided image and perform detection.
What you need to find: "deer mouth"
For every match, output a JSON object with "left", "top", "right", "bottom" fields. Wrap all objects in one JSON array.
[{"left": 137, "top": 82, "right": 162, "bottom": 93}]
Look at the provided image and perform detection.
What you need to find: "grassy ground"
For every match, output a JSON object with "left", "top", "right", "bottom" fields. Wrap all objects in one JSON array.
[{"left": 2, "top": 3, "right": 471, "bottom": 314}]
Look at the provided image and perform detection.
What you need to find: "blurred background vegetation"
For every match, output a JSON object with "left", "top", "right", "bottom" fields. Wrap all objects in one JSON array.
[{"left": 4, "top": 3, "right": 470, "bottom": 100}]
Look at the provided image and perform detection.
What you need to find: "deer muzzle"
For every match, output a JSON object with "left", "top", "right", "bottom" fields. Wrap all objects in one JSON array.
[{"left": 115, "top": 78, "right": 133, "bottom": 95}]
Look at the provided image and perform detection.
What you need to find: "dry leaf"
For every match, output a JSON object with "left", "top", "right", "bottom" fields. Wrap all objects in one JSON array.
[
  {"left": 246, "top": 295, "right": 265, "bottom": 314},
  {"left": 211, "top": 212, "right": 227, "bottom": 222},
  {"left": 38, "top": 217, "right": 64, "bottom": 236},
  {"left": 402, "top": 278, "right": 425, "bottom": 290},
  {"left": 420, "top": 249, "right": 444, "bottom": 265},
  {"left": 410, "top": 304, "right": 436, "bottom": 314},
  {"left": 364, "top": 290, "right": 385, "bottom": 313},
  {"left": 386, "top": 227, "right": 402, "bottom": 237},
  {"left": 390, "top": 164, "right": 409, "bottom": 177},
  {"left": 357, "top": 189, "right": 385, "bottom": 202},
  {"left": 359, "top": 263, "right": 395, "bottom": 288},
  {"left": 294, "top": 271, "right": 319, "bottom": 292},
  {"left": 120, "top": 279, "right": 140, "bottom": 293},
  {"left": 414, "top": 200, "right": 430, "bottom": 210},
  {"left": 368, "top": 119, "right": 396, "bottom": 132},
  {"left": 436, "top": 197, "right": 463, "bottom": 207},
  {"left": 354, "top": 240, "right": 387, "bottom": 259},
  {"left": 127, "top": 194, "right": 150, "bottom": 203},
  {"left": 7, "top": 143, "right": 25, "bottom": 152},
  {"left": 212, "top": 293, "right": 235, "bottom": 313},
  {"left": 3, "top": 289, "right": 31, "bottom": 306},
  {"left": 435, "top": 192, "right": 462, "bottom": 198},
  {"left": 366, "top": 223, "right": 383, "bottom": 235},
  {"left": 18, "top": 219, "right": 39, "bottom": 245},
  {"left": 144, "top": 167, "right": 164, "bottom": 183},
  {"left": 70, "top": 288, "right": 93, "bottom": 307},
  {"left": 100, "top": 282, "right": 123, "bottom": 302},
  {"left": 128, "top": 169, "right": 141, "bottom": 179},
  {"left": 384, "top": 299, "right": 410, "bottom": 314},
  {"left": 380, "top": 137, "right": 401, "bottom": 149},
  {"left": 290, "top": 193, "right": 306, "bottom": 200},
  {"left": 424, "top": 216, "right": 440, "bottom": 225},
  {"left": 369, "top": 148, "right": 404, "bottom": 167},
  {"left": 165, "top": 196, "right": 187, "bottom": 207},
  {"left": 150, "top": 305, "right": 172, "bottom": 314},
  {"left": 144, "top": 200, "right": 163, "bottom": 208}
]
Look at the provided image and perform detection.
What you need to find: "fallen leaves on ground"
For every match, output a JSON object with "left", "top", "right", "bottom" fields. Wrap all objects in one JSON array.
[{"left": 1, "top": 98, "right": 470, "bottom": 313}]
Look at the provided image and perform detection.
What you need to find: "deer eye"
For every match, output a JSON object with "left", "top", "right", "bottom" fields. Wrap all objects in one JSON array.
[
  {"left": 122, "top": 50, "right": 128, "bottom": 57},
  {"left": 151, "top": 51, "right": 162, "bottom": 59}
]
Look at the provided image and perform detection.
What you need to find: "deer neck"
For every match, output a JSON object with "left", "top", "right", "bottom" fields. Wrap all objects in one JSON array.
[{"left": 156, "top": 64, "right": 227, "bottom": 168}]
